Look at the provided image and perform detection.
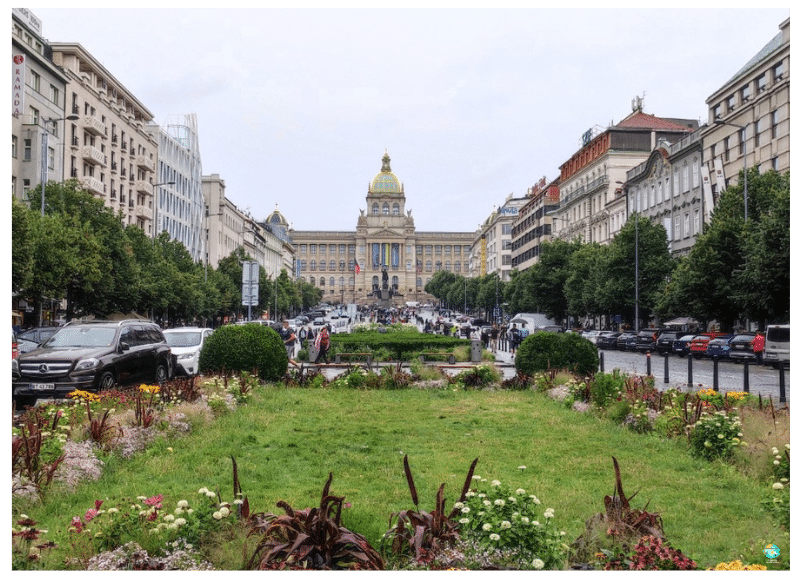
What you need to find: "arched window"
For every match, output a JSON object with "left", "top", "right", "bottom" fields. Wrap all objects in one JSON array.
[
  {"left": 339, "top": 260, "right": 345, "bottom": 271},
  {"left": 319, "top": 277, "right": 325, "bottom": 286},
  {"left": 435, "top": 261, "right": 442, "bottom": 272},
  {"left": 445, "top": 260, "right": 451, "bottom": 271},
  {"left": 319, "top": 260, "right": 326, "bottom": 271},
  {"left": 372, "top": 203, "right": 379, "bottom": 215},
  {"left": 425, "top": 260, "right": 432, "bottom": 272},
  {"left": 382, "top": 203, "right": 390, "bottom": 215},
  {"left": 454, "top": 261, "right": 461, "bottom": 272},
  {"left": 339, "top": 277, "right": 344, "bottom": 288},
  {"left": 329, "top": 277, "right": 335, "bottom": 287},
  {"left": 392, "top": 203, "right": 400, "bottom": 215},
  {"left": 329, "top": 260, "right": 335, "bottom": 271},
  {"left": 310, "top": 260, "right": 317, "bottom": 271},
  {"left": 310, "top": 276, "right": 316, "bottom": 286}
]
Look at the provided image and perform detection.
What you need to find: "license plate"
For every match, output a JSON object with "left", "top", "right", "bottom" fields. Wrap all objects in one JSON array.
[{"left": 30, "top": 383, "right": 55, "bottom": 391}]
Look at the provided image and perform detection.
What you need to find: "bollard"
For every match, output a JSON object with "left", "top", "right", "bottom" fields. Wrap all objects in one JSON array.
[
  {"left": 778, "top": 361, "right": 786, "bottom": 403},
  {"left": 663, "top": 352, "right": 669, "bottom": 384},
  {"left": 687, "top": 354, "right": 693, "bottom": 387},
  {"left": 713, "top": 357, "right": 719, "bottom": 392},
  {"left": 646, "top": 352, "right": 651, "bottom": 376},
  {"left": 600, "top": 351, "right": 604, "bottom": 372},
  {"left": 743, "top": 360, "right": 750, "bottom": 393}
]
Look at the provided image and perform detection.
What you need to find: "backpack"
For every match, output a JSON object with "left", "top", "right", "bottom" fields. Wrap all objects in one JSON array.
[{"left": 519, "top": 327, "right": 529, "bottom": 339}]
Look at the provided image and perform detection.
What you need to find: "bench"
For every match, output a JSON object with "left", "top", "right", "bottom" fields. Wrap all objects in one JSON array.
[
  {"left": 334, "top": 352, "right": 372, "bottom": 364},
  {"left": 419, "top": 352, "right": 456, "bottom": 364}
]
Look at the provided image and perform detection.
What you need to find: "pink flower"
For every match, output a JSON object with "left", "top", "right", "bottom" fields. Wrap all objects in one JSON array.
[
  {"left": 84, "top": 508, "right": 99, "bottom": 522},
  {"left": 94, "top": 499, "right": 104, "bottom": 510},
  {"left": 143, "top": 494, "right": 163, "bottom": 509}
]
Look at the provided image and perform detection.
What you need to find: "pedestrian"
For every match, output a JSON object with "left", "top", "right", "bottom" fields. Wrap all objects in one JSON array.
[
  {"left": 509, "top": 323, "right": 520, "bottom": 357},
  {"left": 280, "top": 320, "right": 299, "bottom": 367},
  {"left": 314, "top": 325, "right": 330, "bottom": 364},
  {"left": 519, "top": 322, "right": 529, "bottom": 342},
  {"left": 490, "top": 323, "right": 499, "bottom": 353},
  {"left": 752, "top": 331, "right": 765, "bottom": 363}
]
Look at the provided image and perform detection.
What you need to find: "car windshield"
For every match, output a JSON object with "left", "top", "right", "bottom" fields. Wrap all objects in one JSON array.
[
  {"left": 164, "top": 332, "right": 202, "bottom": 347},
  {"left": 45, "top": 327, "right": 117, "bottom": 348}
]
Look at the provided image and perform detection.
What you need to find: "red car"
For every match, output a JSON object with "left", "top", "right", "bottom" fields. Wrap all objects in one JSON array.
[{"left": 688, "top": 334, "right": 714, "bottom": 357}]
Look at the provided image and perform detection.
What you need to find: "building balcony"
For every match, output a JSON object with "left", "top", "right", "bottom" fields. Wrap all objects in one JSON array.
[
  {"left": 135, "top": 155, "right": 155, "bottom": 172},
  {"left": 135, "top": 180, "right": 154, "bottom": 196},
  {"left": 81, "top": 114, "right": 107, "bottom": 137},
  {"left": 81, "top": 145, "right": 107, "bottom": 167},
  {"left": 136, "top": 205, "right": 153, "bottom": 220},
  {"left": 81, "top": 176, "right": 105, "bottom": 196}
]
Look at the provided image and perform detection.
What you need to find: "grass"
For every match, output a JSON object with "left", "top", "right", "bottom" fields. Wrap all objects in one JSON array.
[{"left": 13, "top": 383, "right": 787, "bottom": 570}]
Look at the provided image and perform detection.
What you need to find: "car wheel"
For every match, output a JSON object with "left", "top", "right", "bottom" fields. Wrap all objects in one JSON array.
[
  {"left": 99, "top": 370, "right": 116, "bottom": 391},
  {"left": 155, "top": 362, "right": 169, "bottom": 384}
]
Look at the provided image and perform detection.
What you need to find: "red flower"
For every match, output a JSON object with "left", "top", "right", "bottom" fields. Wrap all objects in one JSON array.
[
  {"left": 143, "top": 494, "right": 163, "bottom": 509},
  {"left": 94, "top": 499, "right": 104, "bottom": 510},
  {"left": 84, "top": 509, "right": 99, "bottom": 522}
]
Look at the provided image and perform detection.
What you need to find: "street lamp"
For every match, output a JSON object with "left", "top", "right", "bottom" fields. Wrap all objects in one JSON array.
[
  {"left": 617, "top": 180, "right": 638, "bottom": 332},
  {"left": 39, "top": 115, "right": 79, "bottom": 216},
  {"left": 152, "top": 181, "right": 176, "bottom": 243},
  {"left": 714, "top": 119, "right": 748, "bottom": 222}
]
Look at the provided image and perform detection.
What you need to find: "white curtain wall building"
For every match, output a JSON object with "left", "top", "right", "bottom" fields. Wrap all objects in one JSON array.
[{"left": 148, "top": 114, "right": 205, "bottom": 263}]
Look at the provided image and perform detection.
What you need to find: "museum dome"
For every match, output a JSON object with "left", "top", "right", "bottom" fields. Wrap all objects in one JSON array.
[
  {"left": 370, "top": 151, "right": 402, "bottom": 194},
  {"left": 265, "top": 205, "right": 292, "bottom": 243}
]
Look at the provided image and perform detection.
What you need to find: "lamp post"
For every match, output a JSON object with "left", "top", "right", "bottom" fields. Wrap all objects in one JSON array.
[
  {"left": 714, "top": 119, "right": 748, "bottom": 222},
  {"left": 39, "top": 115, "right": 79, "bottom": 216},
  {"left": 617, "top": 180, "right": 638, "bottom": 332},
  {"left": 152, "top": 181, "right": 176, "bottom": 244}
]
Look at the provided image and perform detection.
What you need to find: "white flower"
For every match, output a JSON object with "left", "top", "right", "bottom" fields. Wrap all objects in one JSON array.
[
  {"left": 532, "top": 558, "right": 544, "bottom": 570},
  {"left": 530, "top": 495, "right": 541, "bottom": 504},
  {"left": 521, "top": 516, "right": 530, "bottom": 524},
  {"left": 518, "top": 466, "right": 526, "bottom": 471},
  {"left": 532, "top": 520, "right": 540, "bottom": 526},
  {"left": 163, "top": 514, "right": 175, "bottom": 522},
  {"left": 494, "top": 499, "right": 505, "bottom": 507},
  {"left": 773, "top": 482, "right": 784, "bottom": 490},
  {"left": 500, "top": 520, "right": 512, "bottom": 529},
  {"left": 544, "top": 508, "right": 555, "bottom": 519},
  {"left": 453, "top": 501, "right": 464, "bottom": 509},
  {"left": 491, "top": 480, "right": 502, "bottom": 487},
  {"left": 461, "top": 506, "right": 471, "bottom": 514},
  {"left": 508, "top": 496, "right": 517, "bottom": 503},
  {"left": 212, "top": 511, "right": 222, "bottom": 520},
  {"left": 174, "top": 518, "right": 186, "bottom": 526},
  {"left": 489, "top": 533, "right": 500, "bottom": 541},
  {"left": 206, "top": 491, "right": 216, "bottom": 499},
  {"left": 198, "top": 488, "right": 208, "bottom": 494},
  {"left": 482, "top": 523, "right": 492, "bottom": 531},
  {"left": 177, "top": 500, "right": 189, "bottom": 509},
  {"left": 459, "top": 518, "right": 470, "bottom": 525},
  {"left": 219, "top": 507, "right": 230, "bottom": 517},
  {"left": 465, "top": 491, "right": 476, "bottom": 498},
  {"left": 516, "top": 488, "right": 526, "bottom": 495}
]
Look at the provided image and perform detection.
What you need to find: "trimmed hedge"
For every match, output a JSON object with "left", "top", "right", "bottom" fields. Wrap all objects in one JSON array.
[
  {"left": 198, "top": 323, "right": 287, "bottom": 381},
  {"left": 515, "top": 331, "right": 599, "bottom": 376},
  {"left": 330, "top": 331, "right": 470, "bottom": 361}
]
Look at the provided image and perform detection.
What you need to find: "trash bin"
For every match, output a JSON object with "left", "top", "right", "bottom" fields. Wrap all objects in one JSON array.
[
  {"left": 308, "top": 346, "right": 318, "bottom": 362},
  {"left": 470, "top": 339, "right": 483, "bottom": 362}
]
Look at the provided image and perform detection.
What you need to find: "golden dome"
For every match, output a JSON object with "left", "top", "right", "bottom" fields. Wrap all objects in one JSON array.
[{"left": 370, "top": 151, "right": 402, "bottom": 194}]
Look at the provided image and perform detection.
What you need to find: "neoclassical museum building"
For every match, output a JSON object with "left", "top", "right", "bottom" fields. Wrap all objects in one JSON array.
[{"left": 285, "top": 152, "right": 475, "bottom": 307}]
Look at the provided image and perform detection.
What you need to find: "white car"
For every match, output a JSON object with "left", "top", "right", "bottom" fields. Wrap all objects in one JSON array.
[{"left": 163, "top": 327, "right": 214, "bottom": 376}]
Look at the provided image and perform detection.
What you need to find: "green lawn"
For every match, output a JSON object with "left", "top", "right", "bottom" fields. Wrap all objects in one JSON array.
[{"left": 15, "top": 385, "right": 785, "bottom": 569}]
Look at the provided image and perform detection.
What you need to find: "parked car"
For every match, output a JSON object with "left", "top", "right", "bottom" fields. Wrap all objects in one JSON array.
[
  {"left": 689, "top": 334, "right": 715, "bottom": 357},
  {"left": 672, "top": 335, "right": 696, "bottom": 357},
  {"left": 706, "top": 335, "right": 735, "bottom": 360},
  {"left": 615, "top": 332, "right": 637, "bottom": 351},
  {"left": 672, "top": 335, "right": 697, "bottom": 357},
  {"left": 596, "top": 331, "right": 621, "bottom": 349},
  {"left": 15, "top": 326, "right": 61, "bottom": 354},
  {"left": 12, "top": 329, "right": 19, "bottom": 361},
  {"left": 582, "top": 330, "right": 600, "bottom": 344},
  {"left": 163, "top": 327, "right": 213, "bottom": 376},
  {"left": 635, "top": 328, "right": 662, "bottom": 352},
  {"left": 12, "top": 319, "right": 173, "bottom": 409},
  {"left": 728, "top": 333, "right": 761, "bottom": 363},
  {"left": 763, "top": 324, "right": 790, "bottom": 369},
  {"left": 655, "top": 331, "right": 690, "bottom": 355}
]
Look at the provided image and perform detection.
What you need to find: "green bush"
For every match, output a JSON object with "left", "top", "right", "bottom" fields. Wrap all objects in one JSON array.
[
  {"left": 688, "top": 410, "right": 744, "bottom": 461},
  {"left": 589, "top": 371, "right": 626, "bottom": 408},
  {"left": 198, "top": 323, "right": 287, "bottom": 381},
  {"left": 515, "top": 332, "right": 598, "bottom": 377}
]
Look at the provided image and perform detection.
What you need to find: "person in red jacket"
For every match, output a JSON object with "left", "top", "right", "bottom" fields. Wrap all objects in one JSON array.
[{"left": 752, "top": 332, "right": 765, "bottom": 363}]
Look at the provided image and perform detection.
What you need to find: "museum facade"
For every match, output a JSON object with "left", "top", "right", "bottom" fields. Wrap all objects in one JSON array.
[{"left": 287, "top": 152, "right": 475, "bottom": 307}]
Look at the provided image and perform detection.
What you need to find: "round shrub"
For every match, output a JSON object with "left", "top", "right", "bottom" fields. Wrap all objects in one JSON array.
[
  {"left": 515, "top": 332, "right": 598, "bottom": 377},
  {"left": 198, "top": 323, "right": 287, "bottom": 381}
]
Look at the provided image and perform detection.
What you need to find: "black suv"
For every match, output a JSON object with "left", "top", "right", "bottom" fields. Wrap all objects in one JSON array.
[
  {"left": 12, "top": 320, "right": 172, "bottom": 408},
  {"left": 635, "top": 329, "right": 662, "bottom": 352}
]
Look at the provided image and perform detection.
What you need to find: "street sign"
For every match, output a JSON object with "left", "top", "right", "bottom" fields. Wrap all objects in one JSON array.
[{"left": 241, "top": 261, "right": 259, "bottom": 306}]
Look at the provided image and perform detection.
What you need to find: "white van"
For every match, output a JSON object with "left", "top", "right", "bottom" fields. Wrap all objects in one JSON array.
[{"left": 763, "top": 324, "right": 790, "bottom": 368}]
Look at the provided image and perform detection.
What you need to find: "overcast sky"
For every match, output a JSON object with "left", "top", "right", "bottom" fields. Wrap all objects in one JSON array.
[{"left": 30, "top": 4, "right": 789, "bottom": 233}]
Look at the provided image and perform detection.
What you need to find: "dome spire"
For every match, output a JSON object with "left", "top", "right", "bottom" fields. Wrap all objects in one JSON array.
[{"left": 381, "top": 150, "right": 391, "bottom": 173}]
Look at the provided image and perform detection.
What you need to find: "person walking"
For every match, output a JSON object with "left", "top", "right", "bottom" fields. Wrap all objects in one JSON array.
[
  {"left": 509, "top": 323, "right": 520, "bottom": 358},
  {"left": 490, "top": 323, "right": 499, "bottom": 353},
  {"left": 280, "top": 320, "right": 299, "bottom": 367},
  {"left": 314, "top": 325, "right": 330, "bottom": 364}
]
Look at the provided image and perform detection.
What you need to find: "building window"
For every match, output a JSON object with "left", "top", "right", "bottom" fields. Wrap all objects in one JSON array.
[
  {"left": 674, "top": 214, "right": 681, "bottom": 240},
  {"left": 755, "top": 117, "right": 764, "bottom": 147},
  {"left": 382, "top": 203, "right": 389, "bottom": 215},
  {"left": 23, "top": 138, "right": 32, "bottom": 161},
  {"left": 692, "top": 159, "right": 699, "bottom": 188},
  {"left": 319, "top": 260, "right": 326, "bottom": 271},
  {"left": 12, "top": 135, "right": 17, "bottom": 158},
  {"left": 683, "top": 212, "right": 690, "bottom": 238},
  {"left": 773, "top": 61, "right": 784, "bottom": 81},
  {"left": 673, "top": 168, "right": 680, "bottom": 197},
  {"left": 425, "top": 260, "right": 432, "bottom": 272},
  {"left": 740, "top": 84, "right": 751, "bottom": 103},
  {"left": 310, "top": 260, "right": 316, "bottom": 271},
  {"left": 723, "top": 137, "right": 730, "bottom": 162},
  {"left": 299, "top": 244, "right": 307, "bottom": 253},
  {"left": 338, "top": 244, "right": 346, "bottom": 255},
  {"left": 392, "top": 203, "right": 399, "bottom": 215},
  {"left": 771, "top": 109, "right": 780, "bottom": 139},
  {"left": 693, "top": 209, "right": 700, "bottom": 234},
  {"left": 757, "top": 73, "right": 767, "bottom": 93},
  {"left": 712, "top": 103, "right": 722, "bottom": 119},
  {"left": 29, "top": 70, "right": 40, "bottom": 92},
  {"left": 49, "top": 84, "right": 59, "bottom": 105},
  {"left": 772, "top": 156, "right": 780, "bottom": 171},
  {"left": 372, "top": 203, "right": 379, "bottom": 215},
  {"left": 726, "top": 94, "right": 735, "bottom": 112},
  {"left": 319, "top": 244, "right": 326, "bottom": 255},
  {"left": 310, "top": 244, "right": 316, "bottom": 254},
  {"left": 738, "top": 128, "right": 746, "bottom": 156},
  {"left": 329, "top": 260, "right": 335, "bottom": 271}
]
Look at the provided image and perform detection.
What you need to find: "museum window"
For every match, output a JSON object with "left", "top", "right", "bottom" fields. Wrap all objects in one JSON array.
[
  {"left": 392, "top": 203, "right": 399, "bottom": 215},
  {"left": 382, "top": 203, "right": 389, "bottom": 215},
  {"left": 372, "top": 203, "right": 379, "bottom": 215}
]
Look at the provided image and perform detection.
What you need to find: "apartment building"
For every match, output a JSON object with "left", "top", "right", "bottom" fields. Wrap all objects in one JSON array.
[
  {"left": 474, "top": 193, "right": 528, "bottom": 281},
  {"left": 703, "top": 18, "right": 790, "bottom": 197},
  {"left": 12, "top": 8, "right": 71, "bottom": 204},
  {"left": 147, "top": 114, "right": 205, "bottom": 262},
  {"left": 551, "top": 99, "right": 698, "bottom": 245},
  {"left": 510, "top": 177, "right": 560, "bottom": 271},
  {"left": 49, "top": 42, "right": 158, "bottom": 231}
]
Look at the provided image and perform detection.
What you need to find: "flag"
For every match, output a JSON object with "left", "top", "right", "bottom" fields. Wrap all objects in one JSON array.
[{"left": 354, "top": 260, "right": 360, "bottom": 275}]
